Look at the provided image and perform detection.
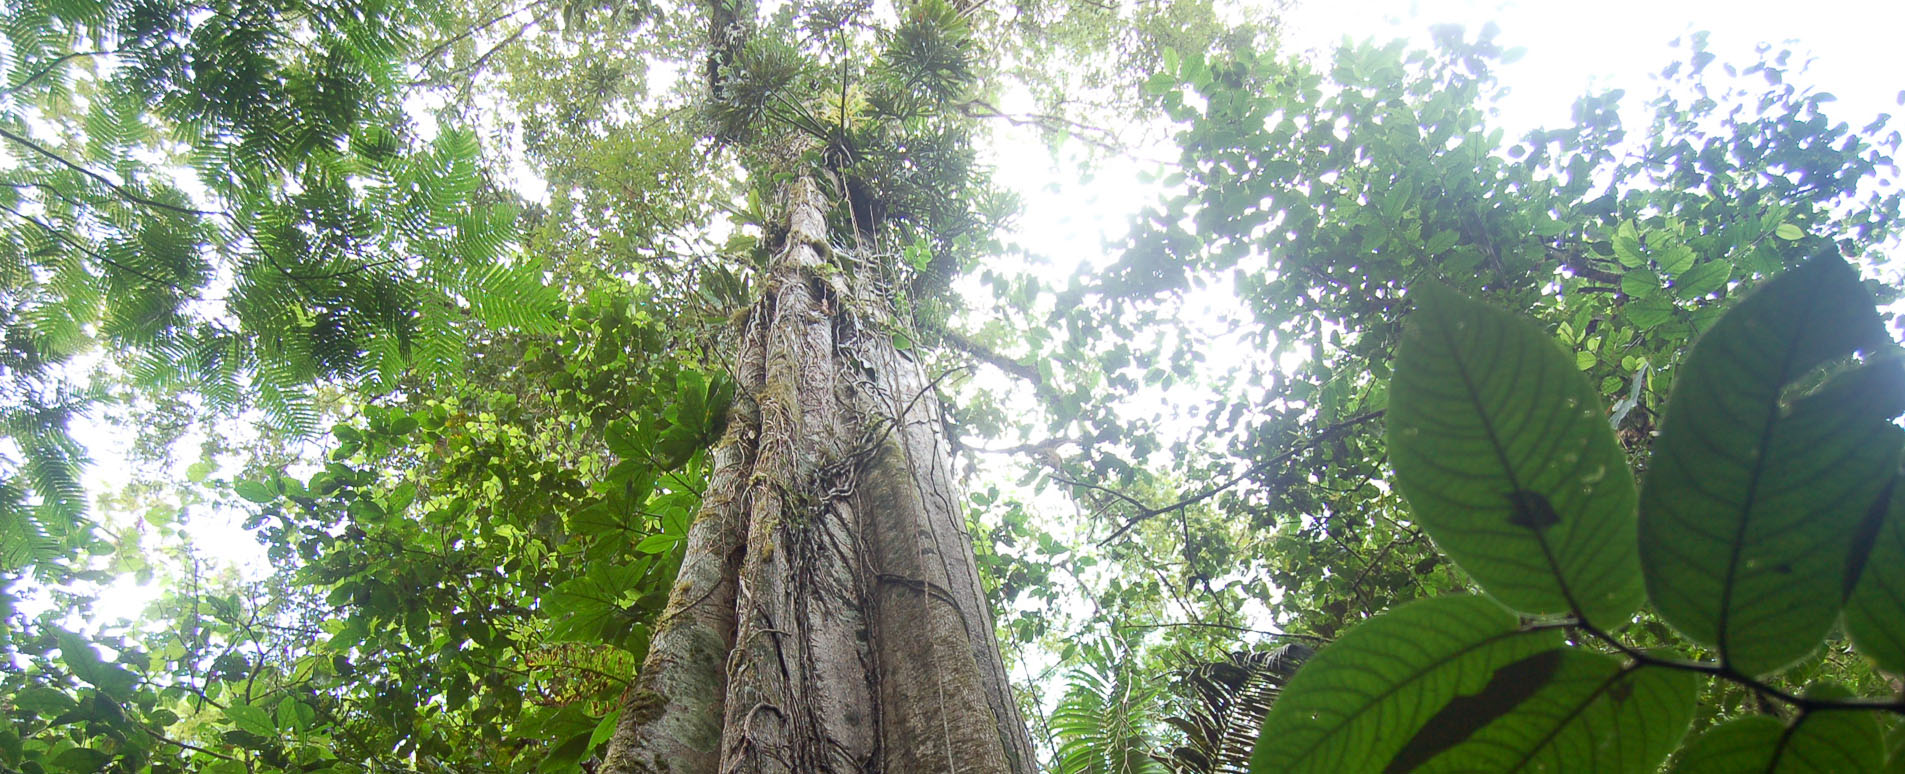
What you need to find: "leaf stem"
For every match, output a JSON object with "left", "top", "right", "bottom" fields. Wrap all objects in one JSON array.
[{"left": 1561, "top": 618, "right": 1905, "bottom": 716}]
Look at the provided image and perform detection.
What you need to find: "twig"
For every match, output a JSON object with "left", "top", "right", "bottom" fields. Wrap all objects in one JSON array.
[
  {"left": 1562, "top": 618, "right": 1905, "bottom": 716},
  {"left": 1116, "top": 621, "right": 1329, "bottom": 642},
  {"left": 1096, "top": 410, "right": 1386, "bottom": 545},
  {"left": 0, "top": 49, "right": 116, "bottom": 98},
  {"left": 0, "top": 201, "right": 183, "bottom": 289},
  {"left": 414, "top": 0, "right": 556, "bottom": 64},
  {"left": 0, "top": 127, "right": 216, "bottom": 217},
  {"left": 142, "top": 727, "right": 241, "bottom": 761}
]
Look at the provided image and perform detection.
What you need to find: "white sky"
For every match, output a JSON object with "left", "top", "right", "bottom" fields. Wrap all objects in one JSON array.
[{"left": 999, "top": 0, "right": 1905, "bottom": 271}]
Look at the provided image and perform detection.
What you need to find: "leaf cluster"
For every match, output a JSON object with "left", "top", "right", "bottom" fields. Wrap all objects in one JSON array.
[{"left": 1250, "top": 254, "right": 1905, "bottom": 773}]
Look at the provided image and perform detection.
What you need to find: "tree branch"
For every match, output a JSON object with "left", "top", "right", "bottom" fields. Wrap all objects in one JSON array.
[
  {"left": 1116, "top": 620, "right": 1329, "bottom": 642},
  {"left": 1562, "top": 618, "right": 1905, "bottom": 717},
  {"left": 0, "top": 127, "right": 216, "bottom": 217},
  {"left": 0, "top": 49, "right": 117, "bottom": 97},
  {"left": 1097, "top": 410, "right": 1386, "bottom": 545},
  {"left": 935, "top": 326, "right": 1045, "bottom": 390},
  {"left": 0, "top": 201, "right": 184, "bottom": 290}
]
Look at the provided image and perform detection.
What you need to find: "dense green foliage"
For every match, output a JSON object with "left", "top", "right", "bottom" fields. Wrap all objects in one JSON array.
[
  {"left": 0, "top": 0, "right": 559, "bottom": 580},
  {"left": 4, "top": 0, "right": 1905, "bottom": 771},
  {"left": 1033, "top": 26, "right": 1905, "bottom": 774}
]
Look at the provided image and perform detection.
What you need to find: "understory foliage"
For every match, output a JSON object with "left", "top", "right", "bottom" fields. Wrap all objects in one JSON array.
[{"left": 1248, "top": 254, "right": 1905, "bottom": 773}]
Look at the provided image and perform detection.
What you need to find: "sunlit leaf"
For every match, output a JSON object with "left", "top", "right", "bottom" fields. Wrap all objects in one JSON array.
[
  {"left": 1389, "top": 281, "right": 1642, "bottom": 625},
  {"left": 1406, "top": 656, "right": 1698, "bottom": 773},
  {"left": 1639, "top": 255, "right": 1905, "bottom": 675},
  {"left": 1249, "top": 595, "right": 1560, "bottom": 773}
]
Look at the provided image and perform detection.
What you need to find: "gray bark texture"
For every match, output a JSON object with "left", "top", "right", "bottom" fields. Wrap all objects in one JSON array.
[{"left": 600, "top": 177, "right": 1036, "bottom": 774}]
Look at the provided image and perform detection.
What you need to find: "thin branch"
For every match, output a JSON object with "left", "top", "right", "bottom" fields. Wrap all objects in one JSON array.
[
  {"left": 0, "top": 49, "right": 117, "bottom": 98},
  {"left": 0, "top": 127, "right": 216, "bottom": 217},
  {"left": 411, "top": 3, "right": 562, "bottom": 89},
  {"left": 1097, "top": 410, "right": 1386, "bottom": 545},
  {"left": 142, "top": 727, "right": 241, "bottom": 761},
  {"left": 937, "top": 326, "right": 1043, "bottom": 387},
  {"left": 1116, "top": 621, "right": 1329, "bottom": 642},
  {"left": 0, "top": 201, "right": 183, "bottom": 289},
  {"left": 414, "top": 0, "right": 556, "bottom": 64},
  {"left": 1557, "top": 618, "right": 1905, "bottom": 717},
  {"left": 956, "top": 98, "right": 1126, "bottom": 154},
  {"left": 966, "top": 435, "right": 1082, "bottom": 455},
  {"left": 1051, "top": 469, "right": 1154, "bottom": 515}
]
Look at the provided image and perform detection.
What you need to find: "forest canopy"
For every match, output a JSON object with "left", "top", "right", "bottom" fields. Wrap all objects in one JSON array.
[{"left": 3, "top": 0, "right": 1903, "bottom": 772}]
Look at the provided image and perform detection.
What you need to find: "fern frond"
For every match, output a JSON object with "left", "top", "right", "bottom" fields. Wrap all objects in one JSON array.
[
  {"left": 1051, "top": 640, "right": 1170, "bottom": 774},
  {"left": 1158, "top": 644, "right": 1313, "bottom": 774},
  {"left": 0, "top": 480, "right": 62, "bottom": 571}
]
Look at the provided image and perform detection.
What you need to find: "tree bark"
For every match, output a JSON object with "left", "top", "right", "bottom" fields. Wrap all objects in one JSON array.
[{"left": 601, "top": 177, "right": 1035, "bottom": 774}]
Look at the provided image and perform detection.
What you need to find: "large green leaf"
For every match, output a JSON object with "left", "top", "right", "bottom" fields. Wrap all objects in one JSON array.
[
  {"left": 1389, "top": 281, "right": 1642, "bottom": 626},
  {"left": 1249, "top": 595, "right": 1560, "bottom": 773},
  {"left": 1639, "top": 255, "right": 1905, "bottom": 676},
  {"left": 1409, "top": 656, "right": 1698, "bottom": 774},
  {"left": 1845, "top": 470, "right": 1905, "bottom": 675},
  {"left": 1671, "top": 707, "right": 1884, "bottom": 773},
  {"left": 55, "top": 630, "right": 139, "bottom": 701}
]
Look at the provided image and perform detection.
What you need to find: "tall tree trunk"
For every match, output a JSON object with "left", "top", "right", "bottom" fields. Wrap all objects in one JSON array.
[{"left": 601, "top": 177, "right": 1036, "bottom": 773}]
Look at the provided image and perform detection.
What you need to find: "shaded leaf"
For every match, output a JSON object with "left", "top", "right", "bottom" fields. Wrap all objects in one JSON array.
[
  {"left": 1671, "top": 706, "right": 1883, "bottom": 773},
  {"left": 56, "top": 630, "right": 138, "bottom": 700},
  {"left": 1845, "top": 470, "right": 1905, "bottom": 674},
  {"left": 1161, "top": 644, "right": 1312, "bottom": 774},
  {"left": 224, "top": 703, "right": 275, "bottom": 738}
]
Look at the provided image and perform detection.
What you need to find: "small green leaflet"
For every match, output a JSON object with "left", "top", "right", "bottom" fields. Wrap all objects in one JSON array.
[
  {"left": 1639, "top": 255, "right": 1905, "bottom": 676},
  {"left": 234, "top": 479, "right": 277, "bottom": 504},
  {"left": 1674, "top": 260, "right": 1730, "bottom": 299},
  {"left": 223, "top": 703, "right": 276, "bottom": 738},
  {"left": 1388, "top": 281, "right": 1643, "bottom": 626},
  {"left": 1249, "top": 595, "right": 1560, "bottom": 773},
  {"left": 1613, "top": 221, "right": 1646, "bottom": 268}
]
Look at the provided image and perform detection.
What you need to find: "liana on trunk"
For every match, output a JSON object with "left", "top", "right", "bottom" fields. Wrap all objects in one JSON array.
[{"left": 600, "top": 177, "right": 1035, "bottom": 774}]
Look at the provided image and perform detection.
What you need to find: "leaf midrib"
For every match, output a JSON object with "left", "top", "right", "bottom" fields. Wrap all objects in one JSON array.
[
  {"left": 1713, "top": 313, "right": 1810, "bottom": 666},
  {"left": 1269, "top": 624, "right": 1542, "bottom": 770},
  {"left": 1431, "top": 300, "right": 1585, "bottom": 619}
]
